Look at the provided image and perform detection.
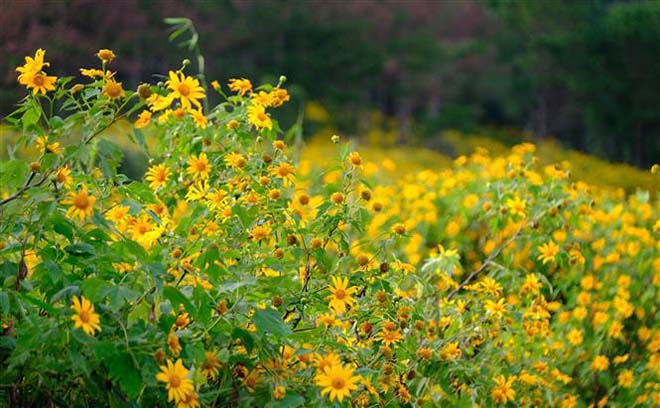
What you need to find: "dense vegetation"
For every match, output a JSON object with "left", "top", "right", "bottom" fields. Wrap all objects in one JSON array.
[
  {"left": 2, "top": 1, "right": 659, "bottom": 166},
  {"left": 1, "top": 41, "right": 659, "bottom": 407}
]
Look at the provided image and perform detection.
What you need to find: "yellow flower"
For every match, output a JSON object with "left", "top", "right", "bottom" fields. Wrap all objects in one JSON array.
[
  {"left": 62, "top": 185, "right": 96, "bottom": 220},
  {"left": 134, "top": 110, "right": 152, "bottom": 129},
  {"left": 347, "top": 152, "right": 362, "bottom": 167},
  {"left": 16, "top": 48, "right": 49, "bottom": 76},
  {"left": 103, "top": 78, "right": 124, "bottom": 99},
  {"left": 145, "top": 164, "right": 170, "bottom": 189},
  {"left": 224, "top": 152, "right": 247, "bottom": 168},
  {"left": 537, "top": 240, "right": 560, "bottom": 265},
  {"left": 168, "top": 330, "right": 182, "bottom": 356},
  {"left": 185, "top": 180, "right": 209, "bottom": 202},
  {"left": 315, "top": 363, "right": 360, "bottom": 403},
  {"left": 80, "top": 68, "right": 105, "bottom": 78},
  {"left": 55, "top": 165, "right": 73, "bottom": 188},
  {"left": 250, "top": 224, "right": 271, "bottom": 241},
  {"left": 105, "top": 205, "right": 130, "bottom": 224},
  {"left": 200, "top": 351, "right": 221, "bottom": 380},
  {"left": 272, "top": 162, "right": 296, "bottom": 180},
  {"left": 186, "top": 152, "right": 211, "bottom": 180},
  {"left": 189, "top": 109, "right": 207, "bottom": 129},
  {"left": 19, "top": 71, "right": 57, "bottom": 95},
  {"left": 247, "top": 104, "right": 273, "bottom": 131},
  {"left": 314, "top": 352, "right": 342, "bottom": 372},
  {"left": 484, "top": 298, "right": 507, "bottom": 318},
  {"left": 617, "top": 369, "right": 633, "bottom": 388},
  {"left": 156, "top": 359, "right": 195, "bottom": 404},
  {"left": 16, "top": 49, "right": 57, "bottom": 95},
  {"left": 228, "top": 78, "right": 252, "bottom": 96},
  {"left": 520, "top": 273, "right": 541, "bottom": 296},
  {"left": 439, "top": 341, "right": 462, "bottom": 360},
  {"left": 327, "top": 276, "right": 357, "bottom": 314},
  {"left": 211, "top": 80, "right": 220, "bottom": 91},
  {"left": 376, "top": 328, "right": 404, "bottom": 346},
  {"left": 166, "top": 71, "right": 205, "bottom": 110},
  {"left": 96, "top": 49, "right": 116, "bottom": 63},
  {"left": 590, "top": 355, "right": 609, "bottom": 372},
  {"left": 269, "top": 88, "right": 290, "bottom": 107},
  {"left": 491, "top": 375, "right": 516, "bottom": 404},
  {"left": 70, "top": 296, "right": 101, "bottom": 336},
  {"left": 567, "top": 329, "right": 583, "bottom": 346},
  {"left": 148, "top": 93, "right": 175, "bottom": 112},
  {"left": 505, "top": 195, "right": 526, "bottom": 218}
]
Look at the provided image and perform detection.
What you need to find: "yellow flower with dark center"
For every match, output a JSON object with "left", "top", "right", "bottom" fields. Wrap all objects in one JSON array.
[
  {"left": 166, "top": 71, "right": 205, "bottom": 110},
  {"left": 145, "top": 164, "right": 170, "bottom": 189},
  {"left": 247, "top": 104, "right": 273, "bottom": 131},
  {"left": 55, "top": 165, "right": 73, "bottom": 188},
  {"left": 103, "top": 78, "right": 124, "bottom": 99},
  {"left": 200, "top": 351, "right": 221, "bottom": 380},
  {"left": 20, "top": 71, "right": 58, "bottom": 95},
  {"left": 224, "top": 152, "right": 247, "bottom": 168},
  {"left": 62, "top": 185, "right": 96, "bottom": 220},
  {"left": 228, "top": 78, "right": 252, "bottom": 96},
  {"left": 537, "top": 240, "right": 560, "bottom": 265},
  {"left": 134, "top": 110, "right": 152, "bottom": 129},
  {"left": 491, "top": 375, "right": 516, "bottom": 404},
  {"left": 70, "top": 295, "right": 101, "bottom": 335},
  {"left": 376, "top": 328, "right": 403, "bottom": 346},
  {"left": 16, "top": 49, "right": 58, "bottom": 95},
  {"left": 315, "top": 363, "right": 360, "bottom": 403},
  {"left": 250, "top": 224, "right": 271, "bottom": 241},
  {"left": 347, "top": 152, "right": 362, "bottom": 167},
  {"left": 272, "top": 162, "right": 295, "bottom": 180},
  {"left": 327, "top": 276, "right": 357, "bottom": 313},
  {"left": 155, "top": 359, "right": 195, "bottom": 404},
  {"left": 96, "top": 49, "right": 116, "bottom": 63},
  {"left": 186, "top": 152, "right": 211, "bottom": 180}
]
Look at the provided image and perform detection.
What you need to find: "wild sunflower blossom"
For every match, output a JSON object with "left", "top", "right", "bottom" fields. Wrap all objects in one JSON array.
[
  {"left": 228, "top": 78, "right": 252, "bottom": 96},
  {"left": 156, "top": 359, "right": 196, "bottom": 404},
  {"left": 70, "top": 295, "right": 102, "bottom": 336},
  {"left": 62, "top": 185, "right": 96, "bottom": 220},
  {"left": 186, "top": 152, "right": 212, "bottom": 180},
  {"left": 537, "top": 240, "right": 560, "bottom": 264},
  {"left": 315, "top": 363, "right": 360, "bottom": 403},
  {"left": 166, "top": 71, "right": 205, "bottom": 110},
  {"left": 247, "top": 103, "right": 273, "bottom": 131},
  {"left": 16, "top": 48, "right": 57, "bottom": 95},
  {"left": 327, "top": 276, "right": 357, "bottom": 313},
  {"left": 145, "top": 163, "right": 170, "bottom": 189}
]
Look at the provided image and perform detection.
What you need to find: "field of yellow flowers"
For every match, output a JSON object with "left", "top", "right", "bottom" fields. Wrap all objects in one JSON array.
[{"left": 1, "top": 45, "right": 659, "bottom": 408}]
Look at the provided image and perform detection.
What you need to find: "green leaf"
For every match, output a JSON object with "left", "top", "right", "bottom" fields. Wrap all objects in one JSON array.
[
  {"left": 0, "top": 290, "right": 9, "bottom": 316},
  {"left": 162, "top": 286, "right": 195, "bottom": 316},
  {"left": 65, "top": 243, "right": 96, "bottom": 257},
  {"left": 252, "top": 308, "right": 292, "bottom": 338},
  {"left": 107, "top": 351, "right": 142, "bottom": 399}
]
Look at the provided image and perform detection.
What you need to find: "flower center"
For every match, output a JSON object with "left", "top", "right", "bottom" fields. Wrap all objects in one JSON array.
[
  {"left": 79, "top": 310, "right": 90, "bottom": 323},
  {"left": 331, "top": 377, "right": 346, "bottom": 390},
  {"left": 33, "top": 74, "right": 45, "bottom": 86},
  {"left": 257, "top": 112, "right": 268, "bottom": 121},
  {"left": 195, "top": 161, "right": 207, "bottom": 172},
  {"left": 178, "top": 83, "right": 190, "bottom": 97},
  {"left": 334, "top": 289, "right": 346, "bottom": 300},
  {"left": 169, "top": 374, "right": 181, "bottom": 388},
  {"left": 74, "top": 193, "right": 90, "bottom": 210}
]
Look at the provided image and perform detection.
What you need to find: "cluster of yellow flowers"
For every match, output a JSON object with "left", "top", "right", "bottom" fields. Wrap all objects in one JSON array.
[{"left": 1, "top": 47, "right": 658, "bottom": 407}]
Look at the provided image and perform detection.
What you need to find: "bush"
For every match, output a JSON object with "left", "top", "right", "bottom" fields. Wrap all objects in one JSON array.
[{"left": 1, "top": 46, "right": 659, "bottom": 407}]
